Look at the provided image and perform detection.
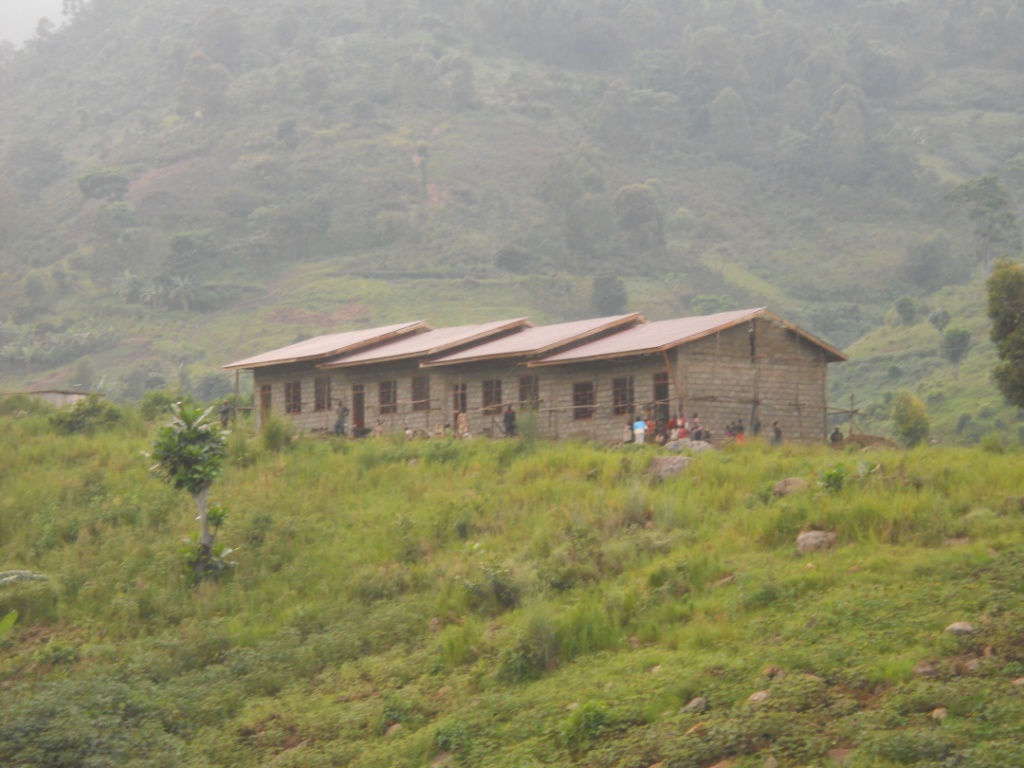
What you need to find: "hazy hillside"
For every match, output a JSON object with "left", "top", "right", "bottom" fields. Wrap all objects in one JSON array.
[{"left": 1, "top": 0, "right": 1023, "bottom": 437}]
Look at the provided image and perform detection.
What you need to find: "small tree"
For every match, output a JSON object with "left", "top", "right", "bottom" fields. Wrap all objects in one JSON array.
[
  {"left": 941, "top": 328, "right": 971, "bottom": 379},
  {"left": 987, "top": 257, "right": 1024, "bottom": 407},
  {"left": 890, "top": 390, "right": 930, "bottom": 447},
  {"left": 151, "top": 402, "right": 228, "bottom": 580},
  {"left": 894, "top": 295, "right": 916, "bottom": 325},
  {"left": 928, "top": 308, "right": 950, "bottom": 333}
]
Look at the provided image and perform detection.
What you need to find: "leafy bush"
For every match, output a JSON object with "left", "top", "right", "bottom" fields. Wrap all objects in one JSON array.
[
  {"left": 890, "top": 391, "right": 930, "bottom": 447},
  {"left": 818, "top": 463, "right": 846, "bottom": 492},
  {"left": 0, "top": 394, "right": 53, "bottom": 416},
  {"left": 561, "top": 701, "right": 610, "bottom": 753},
  {"left": 140, "top": 390, "right": 178, "bottom": 420},
  {"left": 260, "top": 415, "right": 293, "bottom": 453},
  {"left": 50, "top": 394, "right": 122, "bottom": 434}
]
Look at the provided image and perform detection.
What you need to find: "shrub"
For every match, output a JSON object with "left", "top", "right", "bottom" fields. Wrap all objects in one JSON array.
[
  {"left": 140, "top": 390, "right": 178, "bottom": 420},
  {"left": 50, "top": 395, "right": 122, "bottom": 434},
  {"left": 561, "top": 701, "right": 610, "bottom": 753},
  {"left": 890, "top": 391, "right": 929, "bottom": 447},
  {"left": 980, "top": 433, "right": 1006, "bottom": 454},
  {"left": 260, "top": 415, "right": 293, "bottom": 452}
]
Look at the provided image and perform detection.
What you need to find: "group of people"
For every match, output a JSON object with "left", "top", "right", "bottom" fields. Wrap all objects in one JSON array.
[
  {"left": 627, "top": 412, "right": 705, "bottom": 445},
  {"left": 625, "top": 411, "right": 786, "bottom": 446}
]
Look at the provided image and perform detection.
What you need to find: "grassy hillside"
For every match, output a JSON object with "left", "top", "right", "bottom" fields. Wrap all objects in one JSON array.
[
  {"left": 2, "top": 0, "right": 1024, "bottom": 434},
  {"left": 3, "top": 407, "right": 1024, "bottom": 766}
]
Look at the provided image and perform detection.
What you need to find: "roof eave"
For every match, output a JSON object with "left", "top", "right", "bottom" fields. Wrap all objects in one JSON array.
[
  {"left": 222, "top": 322, "right": 427, "bottom": 370},
  {"left": 319, "top": 318, "right": 533, "bottom": 369}
]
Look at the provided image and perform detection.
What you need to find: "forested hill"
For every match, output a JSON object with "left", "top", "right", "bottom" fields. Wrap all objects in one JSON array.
[{"left": 1, "top": 0, "right": 1023, "bottom": 417}]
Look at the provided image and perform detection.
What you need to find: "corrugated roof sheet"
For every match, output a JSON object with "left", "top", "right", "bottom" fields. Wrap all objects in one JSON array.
[
  {"left": 529, "top": 308, "right": 845, "bottom": 365},
  {"left": 423, "top": 314, "right": 644, "bottom": 366},
  {"left": 223, "top": 321, "right": 426, "bottom": 369},
  {"left": 321, "top": 318, "right": 531, "bottom": 367}
]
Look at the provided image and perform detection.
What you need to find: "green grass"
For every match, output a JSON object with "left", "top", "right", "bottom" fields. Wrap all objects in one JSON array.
[{"left": 3, "top": 415, "right": 1024, "bottom": 766}]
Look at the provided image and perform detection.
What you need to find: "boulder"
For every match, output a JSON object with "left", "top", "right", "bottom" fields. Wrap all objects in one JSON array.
[
  {"left": 747, "top": 690, "right": 771, "bottom": 703},
  {"left": 945, "top": 622, "right": 976, "bottom": 636},
  {"left": 773, "top": 477, "right": 808, "bottom": 496},
  {"left": 647, "top": 455, "right": 693, "bottom": 481},
  {"left": 682, "top": 697, "right": 708, "bottom": 713},
  {"left": 796, "top": 530, "right": 837, "bottom": 554}
]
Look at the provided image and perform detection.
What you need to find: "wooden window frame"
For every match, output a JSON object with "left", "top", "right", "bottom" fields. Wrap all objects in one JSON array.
[
  {"left": 518, "top": 375, "right": 539, "bottom": 410},
  {"left": 285, "top": 381, "right": 302, "bottom": 414},
  {"left": 412, "top": 375, "right": 430, "bottom": 412},
  {"left": 260, "top": 384, "right": 272, "bottom": 416},
  {"left": 653, "top": 371, "right": 670, "bottom": 421},
  {"left": 612, "top": 376, "right": 634, "bottom": 416},
  {"left": 573, "top": 381, "right": 595, "bottom": 420},
  {"left": 314, "top": 376, "right": 332, "bottom": 412},
  {"left": 379, "top": 380, "right": 397, "bottom": 415},
  {"left": 482, "top": 379, "right": 503, "bottom": 415}
]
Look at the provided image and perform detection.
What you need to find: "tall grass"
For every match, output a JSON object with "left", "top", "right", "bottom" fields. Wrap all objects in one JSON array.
[{"left": 4, "top": 416, "right": 1024, "bottom": 767}]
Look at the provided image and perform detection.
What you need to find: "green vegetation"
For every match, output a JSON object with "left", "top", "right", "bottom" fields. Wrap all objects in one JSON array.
[
  {"left": 151, "top": 401, "right": 231, "bottom": 583},
  {"left": 987, "top": 258, "right": 1024, "bottom": 408},
  {"left": 4, "top": 413, "right": 1024, "bottom": 766},
  {"left": 2, "top": 0, "right": 1024, "bottom": 445}
]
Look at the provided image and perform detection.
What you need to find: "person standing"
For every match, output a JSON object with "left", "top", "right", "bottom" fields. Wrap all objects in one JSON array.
[
  {"left": 633, "top": 416, "right": 648, "bottom": 444},
  {"left": 503, "top": 404, "right": 517, "bottom": 437},
  {"left": 456, "top": 410, "right": 471, "bottom": 439},
  {"left": 830, "top": 427, "right": 843, "bottom": 444},
  {"left": 771, "top": 420, "right": 783, "bottom": 445}
]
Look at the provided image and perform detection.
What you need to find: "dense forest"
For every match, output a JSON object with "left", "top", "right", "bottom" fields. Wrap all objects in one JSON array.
[{"left": 1, "top": 0, "right": 1023, "bottom": 436}]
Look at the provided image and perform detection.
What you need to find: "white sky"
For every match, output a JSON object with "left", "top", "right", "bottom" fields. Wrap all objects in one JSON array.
[{"left": 0, "top": 0, "right": 65, "bottom": 46}]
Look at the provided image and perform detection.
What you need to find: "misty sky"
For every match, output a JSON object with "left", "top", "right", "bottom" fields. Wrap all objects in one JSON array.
[{"left": 0, "top": 0, "right": 64, "bottom": 45}]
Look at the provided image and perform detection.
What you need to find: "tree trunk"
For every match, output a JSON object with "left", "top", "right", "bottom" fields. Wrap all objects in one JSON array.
[{"left": 193, "top": 486, "right": 213, "bottom": 547}]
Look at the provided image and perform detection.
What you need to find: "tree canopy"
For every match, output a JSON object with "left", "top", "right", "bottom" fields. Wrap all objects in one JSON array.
[{"left": 986, "top": 258, "right": 1024, "bottom": 408}]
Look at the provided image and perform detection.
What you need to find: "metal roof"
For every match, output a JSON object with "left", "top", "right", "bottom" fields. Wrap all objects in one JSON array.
[
  {"left": 223, "top": 321, "right": 426, "bottom": 370},
  {"left": 529, "top": 308, "right": 847, "bottom": 365},
  {"left": 320, "top": 318, "right": 531, "bottom": 368},
  {"left": 422, "top": 313, "right": 644, "bottom": 366}
]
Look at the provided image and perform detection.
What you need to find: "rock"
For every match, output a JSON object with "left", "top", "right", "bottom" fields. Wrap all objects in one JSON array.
[
  {"left": 649, "top": 664, "right": 662, "bottom": 674},
  {"left": 647, "top": 456, "right": 693, "bottom": 481},
  {"left": 945, "top": 622, "right": 976, "bottom": 636},
  {"left": 796, "top": 530, "right": 837, "bottom": 554},
  {"left": 708, "top": 760, "right": 735, "bottom": 768},
  {"left": 763, "top": 666, "right": 786, "bottom": 680},
  {"left": 428, "top": 617, "right": 443, "bottom": 633},
  {"left": 685, "top": 721, "right": 706, "bottom": 736},
  {"left": 827, "top": 748, "right": 853, "bottom": 764},
  {"left": 931, "top": 707, "right": 948, "bottom": 721},
  {"left": 385, "top": 723, "right": 404, "bottom": 738},
  {"left": 629, "top": 635, "right": 642, "bottom": 649},
  {"left": 714, "top": 574, "right": 736, "bottom": 588},
  {"left": 431, "top": 752, "right": 453, "bottom": 767},
  {"left": 914, "top": 661, "right": 939, "bottom": 678},
  {"left": 773, "top": 477, "right": 808, "bottom": 496},
  {"left": 747, "top": 690, "right": 771, "bottom": 703},
  {"left": 763, "top": 756, "right": 779, "bottom": 768},
  {"left": 1012, "top": 677, "right": 1024, "bottom": 687},
  {"left": 682, "top": 697, "right": 708, "bottom": 713}
]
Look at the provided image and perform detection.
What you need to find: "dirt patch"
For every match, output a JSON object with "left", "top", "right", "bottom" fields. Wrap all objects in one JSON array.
[{"left": 266, "top": 304, "right": 370, "bottom": 327}]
